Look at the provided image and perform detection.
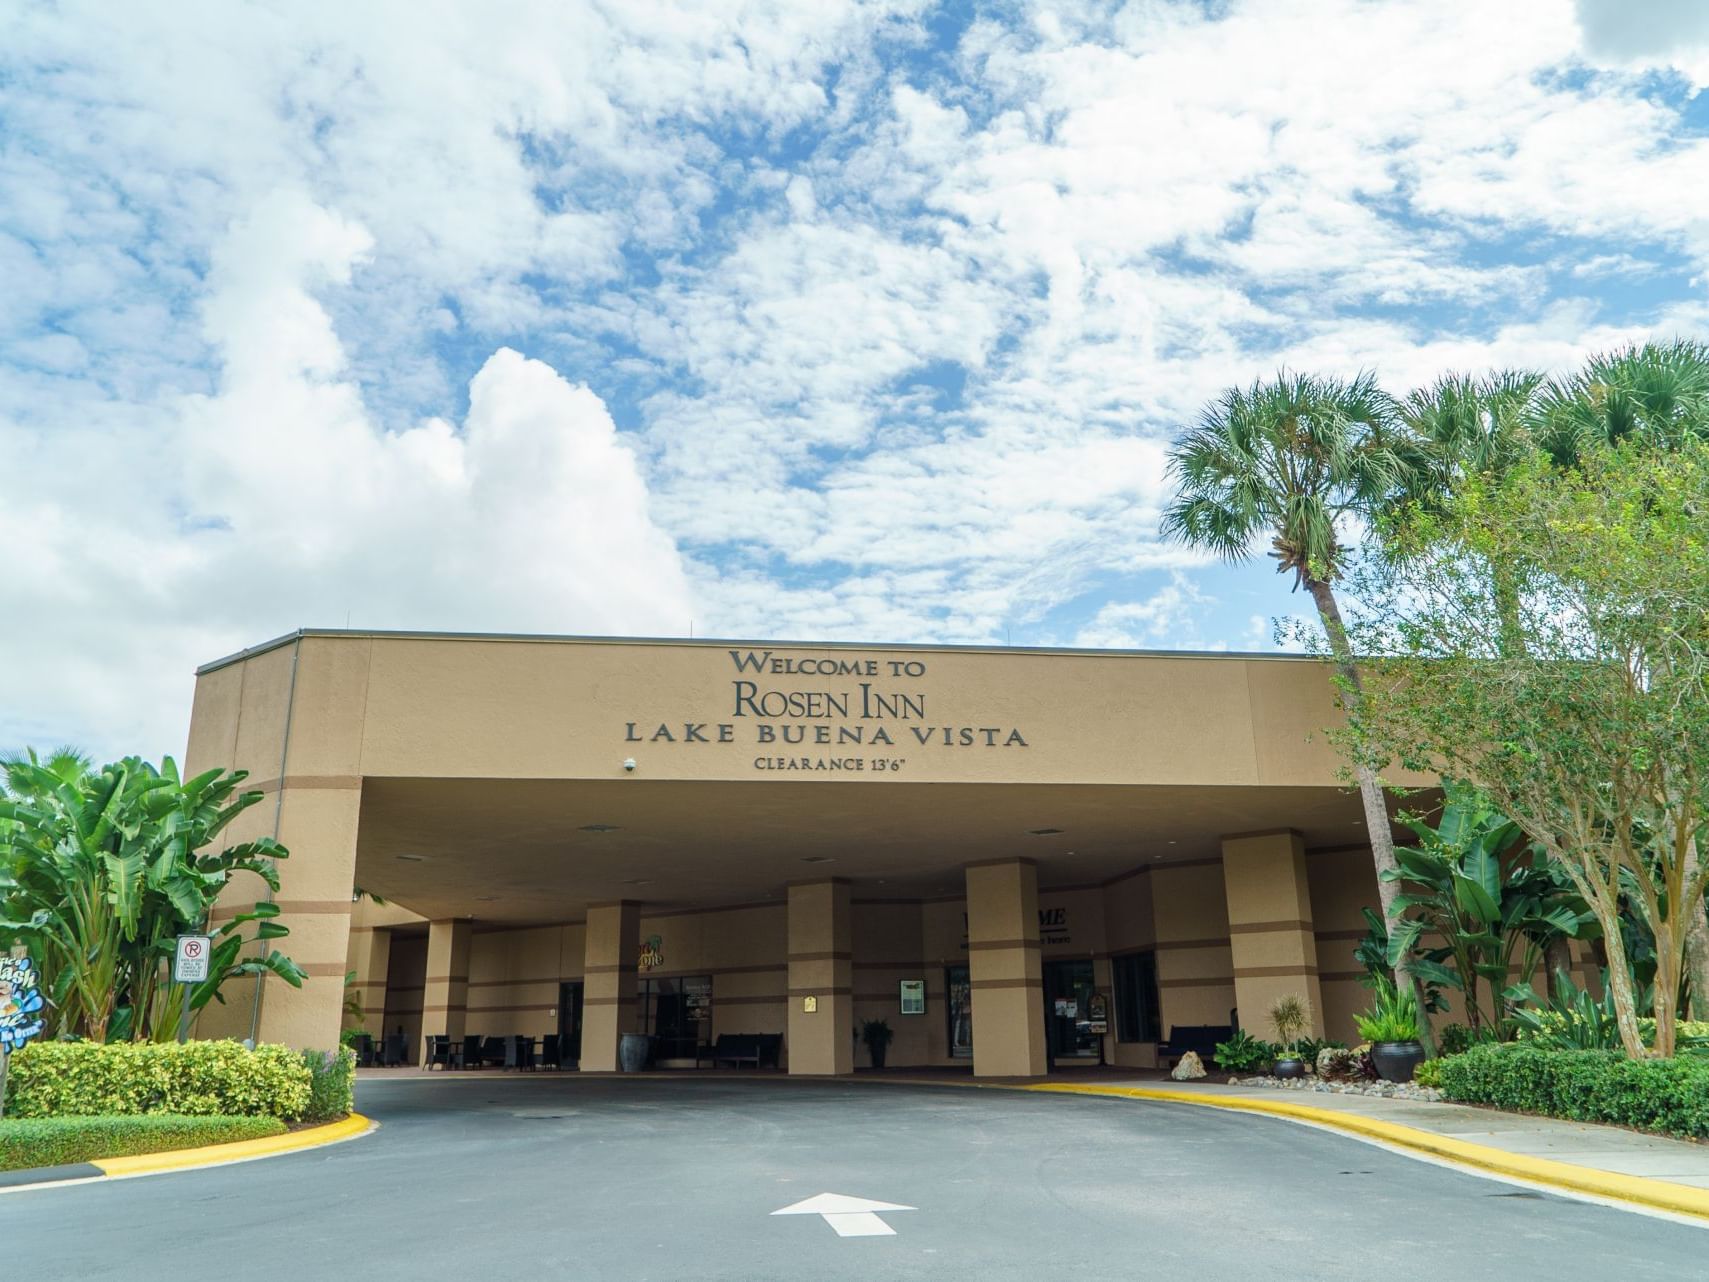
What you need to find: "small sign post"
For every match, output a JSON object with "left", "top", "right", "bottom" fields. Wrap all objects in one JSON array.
[{"left": 173, "top": 935, "right": 212, "bottom": 1044}]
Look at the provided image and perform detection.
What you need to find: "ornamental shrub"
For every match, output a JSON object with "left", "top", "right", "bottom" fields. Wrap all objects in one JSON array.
[
  {"left": 1439, "top": 1044, "right": 1709, "bottom": 1139},
  {"left": 5, "top": 1040, "right": 311, "bottom": 1120},
  {"left": 1213, "top": 1030, "right": 1279, "bottom": 1073},
  {"left": 300, "top": 1047, "right": 356, "bottom": 1123},
  {"left": 0, "top": 1115, "right": 285, "bottom": 1171},
  {"left": 1412, "top": 1057, "right": 1445, "bottom": 1089}
]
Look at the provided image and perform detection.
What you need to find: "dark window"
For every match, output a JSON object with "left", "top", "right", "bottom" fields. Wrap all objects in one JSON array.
[
  {"left": 639, "top": 975, "right": 712, "bottom": 1059},
  {"left": 1112, "top": 951, "right": 1160, "bottom": 1043}
]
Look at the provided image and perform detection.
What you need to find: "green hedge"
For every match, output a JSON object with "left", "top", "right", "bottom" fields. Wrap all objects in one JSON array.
[
  {"left": 0, "top": 1115, "right": 286, "bottom": 1171},
  {"left": 300, "top": 1047, "right": 356, "bottom": 1123},
  {"left": 5, "top": 1040, "right": 312, "bottom": 1120},
  {"left": 1439, "top": 1043, "right": 1709, "bottom": 1139}
]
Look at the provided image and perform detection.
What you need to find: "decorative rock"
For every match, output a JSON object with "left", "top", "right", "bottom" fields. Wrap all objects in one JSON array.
[
  {"left": 1170, "top": 1051, "right": 1207, "bottom": 1080},
  {"left": 1225, "top": 1073, "right": 1441, "bottom": 1103}
]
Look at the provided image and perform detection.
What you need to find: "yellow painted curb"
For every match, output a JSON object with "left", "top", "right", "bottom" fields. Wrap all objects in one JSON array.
[
  {"left": 1016, "top": 1083, "right": 1709, "bottom": 1222},
  {"left": 92, "top": 1112, "right": 373, "bottom": 1178}
]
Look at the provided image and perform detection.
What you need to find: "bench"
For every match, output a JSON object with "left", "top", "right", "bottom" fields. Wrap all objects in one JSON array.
[
  {"left": 1157, "top": 1024, "right": 1233, "bottom": 1069},
  {"left": 711, "top": 1033, "right": 783, "bottom": 1069}
]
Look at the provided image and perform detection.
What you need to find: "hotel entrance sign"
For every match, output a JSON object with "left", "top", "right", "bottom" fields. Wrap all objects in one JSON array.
[{"left": 620, "top": 647, "right": 1032, "bottom": 776}]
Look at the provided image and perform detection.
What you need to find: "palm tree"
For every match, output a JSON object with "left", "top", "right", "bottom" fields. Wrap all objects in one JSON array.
[
  {"left": 1397, "top": 371, "right": 1544, "bottom": 658},
  {"left": 1534, "top": 338, "right": 1709, "bottom": 464},
  {"left": 1162, "top": 371, "right": 1433, "bottom": 1048}
]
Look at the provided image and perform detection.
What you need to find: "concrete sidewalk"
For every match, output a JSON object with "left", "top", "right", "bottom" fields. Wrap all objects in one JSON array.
[{"left": 1081, "top": 1075, "right": 1709, "bottom": 1190}]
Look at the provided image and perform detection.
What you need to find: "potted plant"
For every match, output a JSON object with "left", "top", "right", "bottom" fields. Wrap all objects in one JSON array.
[
  {"left": 1355, "top": 977, "right": 1425, "bottom": 1082},
  {"left": 860, "top": 1018, "right": 894, "bottom": 1069},
  {"left": 1268, "top": 994, "right": 1310, "bottom": 1078}
]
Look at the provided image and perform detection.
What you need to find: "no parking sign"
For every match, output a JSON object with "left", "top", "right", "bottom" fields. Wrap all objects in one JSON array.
[{"left": 174, "top": 935, "right": 212, "bottom": 984}]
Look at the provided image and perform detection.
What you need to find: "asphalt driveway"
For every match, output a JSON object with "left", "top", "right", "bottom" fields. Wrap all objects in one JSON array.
[{"left": 7, "top": 1075, "right": 1704, "bottom": 1280}]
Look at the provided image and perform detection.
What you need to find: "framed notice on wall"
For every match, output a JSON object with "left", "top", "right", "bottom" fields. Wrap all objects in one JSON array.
[{"left": 898, "top": 979, "right": 926, "bottom": 1015}]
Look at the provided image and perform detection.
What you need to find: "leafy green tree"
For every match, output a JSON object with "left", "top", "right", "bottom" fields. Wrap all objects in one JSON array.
[
  {"left": 1343, "top": 441, "right": 1709, "bottom": 1057},
  {"left": 0, "top": 756, "right": 304, "bottom": 1041},
  {"left": 1162, "top": 371, "right": 1434, "bottom": 1048}
]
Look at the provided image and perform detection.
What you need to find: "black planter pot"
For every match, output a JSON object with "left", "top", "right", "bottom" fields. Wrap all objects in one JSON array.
[
  {"left": 869, "top": 1042, "right": 888, "bottom": 1069},
  {"left": 1273, "top": 1057, "right": 1306, "bottom": 1079},
  {"left": 1371, "top": 1040, "right": 1425, "bottom": 1083}
]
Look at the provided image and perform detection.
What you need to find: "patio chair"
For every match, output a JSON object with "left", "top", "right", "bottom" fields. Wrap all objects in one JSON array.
[{"left": 424, "top": 1035, "right": 456, "bottom": 1071}]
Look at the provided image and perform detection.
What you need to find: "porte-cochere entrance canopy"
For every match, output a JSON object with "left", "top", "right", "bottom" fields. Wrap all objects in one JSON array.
[{"left": 187, "top": 630, "right": 1420, "bottom": 1076}]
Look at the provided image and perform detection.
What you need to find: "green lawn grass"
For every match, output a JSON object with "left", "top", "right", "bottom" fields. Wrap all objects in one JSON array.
[{"left": 0, "top": 1114, "right": 286, "bottom": 1171}]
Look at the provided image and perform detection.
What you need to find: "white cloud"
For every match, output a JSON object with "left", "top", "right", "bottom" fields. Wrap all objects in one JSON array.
[
  {"left": 4, "top": 0, "right": 1709, "bottom": 757},
  {"left": 0, "top": 189, "right": 692, "bottom": 758}
]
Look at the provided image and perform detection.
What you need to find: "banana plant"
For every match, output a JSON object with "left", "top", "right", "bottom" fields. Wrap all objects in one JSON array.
[
  {"left": 0, "top": 753, "right": 303, "bottom": 1041},
  {"left": 1383, "top": 781, "right": 1587, "bottom": 1036}
]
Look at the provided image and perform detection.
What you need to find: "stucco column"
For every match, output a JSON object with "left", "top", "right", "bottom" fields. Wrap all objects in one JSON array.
[
  {"left": 424, "top": 919, "right": 472, "bottom": 1054},
  {"left": 349, "top": 924, "right": 392, "bottom": 1038},
  {"left": 965, "top": 858, "right": 1047, "bottom": 1078},
  {"left": 787, "top": 879, "right": 853, "bottom": 1075},
  {"left": 1220, "top": 830, "right": 1326, "bottom": 1039},
  {"left": 196, "top": 781, "right": 363, "bottom": 1052},
  {"left": 582, "top": 901, "right": 641, "bottom": 1072}
]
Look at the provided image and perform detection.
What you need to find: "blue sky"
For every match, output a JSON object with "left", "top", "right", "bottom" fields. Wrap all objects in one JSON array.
[{"left": 3, "top": 0, "right": 1709, "bottom": 759}]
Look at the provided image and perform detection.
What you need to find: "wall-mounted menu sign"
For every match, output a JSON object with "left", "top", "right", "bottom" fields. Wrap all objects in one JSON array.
[{"left": 898, "top": 979, "right": 926, "bottom": 1015}]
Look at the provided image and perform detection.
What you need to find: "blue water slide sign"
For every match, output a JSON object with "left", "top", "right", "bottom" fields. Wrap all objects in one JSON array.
[{"left": 0, "top": 955, "right": 47, "bottom": 1051}]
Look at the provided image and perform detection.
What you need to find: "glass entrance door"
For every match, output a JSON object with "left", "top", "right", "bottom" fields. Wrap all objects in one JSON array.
[
  {"left": 1042, "top": 960, "right": 1099, "bottom": 1061},
  {"left": 945, "top": 965, "right": 973, "bottom": 1059},
  {"left": 558, "top": 981, "right": 583, "bottom": 1065}
]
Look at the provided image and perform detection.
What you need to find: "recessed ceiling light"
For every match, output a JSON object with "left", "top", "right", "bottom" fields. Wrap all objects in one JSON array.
[
  {"left": 800, "top": 856, "right": 835, "bottom": 864},
  {"left": 1166, "top": 840, "right": 1177, "bottom": 845},
  {"left": 580, "top": 823, "right": 620, "bottom": 833},
  {"left": 1027, "top": 827, "right": 1064, "bottom": 836},
  {"left": 396, "top": 853, "right": 427, "bottom": 862}
]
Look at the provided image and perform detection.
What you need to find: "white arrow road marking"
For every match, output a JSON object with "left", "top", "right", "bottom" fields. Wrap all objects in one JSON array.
[{"left": 771, "top": 1192, "right": 916, "bottom": 1237}]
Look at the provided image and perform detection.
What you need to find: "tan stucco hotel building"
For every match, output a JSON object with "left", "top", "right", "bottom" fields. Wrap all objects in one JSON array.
[{"left": 187, "top": 629, "right": 1418, "bottom": 1077}]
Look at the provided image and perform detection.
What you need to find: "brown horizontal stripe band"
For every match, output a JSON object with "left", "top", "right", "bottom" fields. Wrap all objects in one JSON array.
[
  {"left": 386, "top": 984, "right": 425, "bottom": 995},
  {"left": 424, "top": 974, "right": 469, "bottom": 986},
  {"left": 1156, "top": 977, "right": 1233, "bottom": 989},
  {"left": 852, "top": 960, "right": 929, "bottom": 970},
  {"left": 787, "top": 951, "right": 852, "bottom": 963},
  {"left": 1314, "top": 929, "right": 1368, "bottom": 942},
  {"left": 1228, "top": 919, "right": 1314, "bottom": 935},
  {"left": 716, "top": 995, "right": 787, "bottom": 1006},
  {"left": 254, "top": 774, "right": 363, "bottom": 793},
  {"left": 584, "top": 964, "right": 636, "bottom": 975},
  {"left": 210, "top": 899, "right": 352, "bottom": 922},
  {"left": 787, "top": 987, "right": 853, "bottom": 998},
  {"left": 968, "top": 939, "right": 1041, "bottom": 951},
  {"left": 582, "top": 997, "right": 624, "bottom": 1007},
  {"left": 1150, "top": 856, "right": 1222, "bottom": 870},
  {"left": 465, "top": 1003, "right": 558, "bottom": 1015},
  {"left": 298, "top": 963, "right": 349, "bottom": 978},
  {"left": 1232, "top": 965, "right": 1321, "bottom": 979},
  {"left": 1153, "top": 938, "right": 1231, "bottom": 951},
  {"left": 1319, "top": 970, "right": 1370, "bottom": 983},
  {"left": 969, "top": 978, "right": 1042, "bottom": 991}
]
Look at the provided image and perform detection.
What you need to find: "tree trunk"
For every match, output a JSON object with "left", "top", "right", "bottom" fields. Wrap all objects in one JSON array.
[
  {"left": 1604, "top": 930, "right": 1651, "bottom": 1059},
  {"left": 1544, "top": 936, "right": 1574, "bottom": 1002},
  {"left": 1683, "top": 839, "right": 1709, "bottom": 1023},
  {"left": 1305, "top": 575, "right": 1437, "bottom": 1055}
]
